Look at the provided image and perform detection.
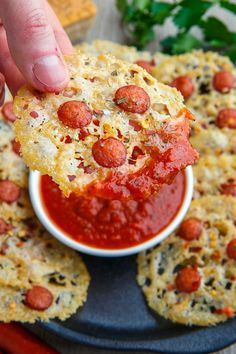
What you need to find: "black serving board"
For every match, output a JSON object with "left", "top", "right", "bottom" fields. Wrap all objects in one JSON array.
[{"left": 41, "top": 255, "right": 236, "bottom": 353}]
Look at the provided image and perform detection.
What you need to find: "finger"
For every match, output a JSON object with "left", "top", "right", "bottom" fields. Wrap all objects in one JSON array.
[
  {"left": 0, "top": 23, "right": 25, "bottom": 96},
  {"left": 0, "top": 0, "right": 69, "bottom": 93},
  {"left": 44, "top": 1, "right": 74, "bottom": 55},
  {"left": 0, "top": 72, "right": 5, "bottom": 106}
]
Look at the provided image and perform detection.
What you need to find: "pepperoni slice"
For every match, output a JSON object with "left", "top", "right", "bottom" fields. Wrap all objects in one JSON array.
[
  {"left": 0, "top": 180, "right": 21, "bottom": 203},
  {"left": 178, "top": 217, "right": 202, "bottom": 241},
  {"left": 213, "top": 71, "right": 234, "bottom": 93},
  {"left": 11, "top": 139, "right": 21, "bottom": 155},
  {"left": 226, "top": 239, "right": 236, "bottom": 260},
  {"left": 215, "top": 307, "right": 234, "bottom": 318},
  {"left": 175, "top": 266, "right": 201, "bottom": 293},
  {"left": 220, "top": 183, "right": 236, "bottom": 196},
  {"left": 171, "top": 76, "right": 194, "bottom": 99},
  {"left": 2, "top": 102, "right": 17, "bottom": 122},
  {"left": 24, "top": 286, "right": 53, "bottom": 311},
  {"left": 216, "top": 108, "right": 236, "bottom": 129},
  {"left": 135, "top": 60, "right": 154, "bottom": 74},
  {"left": 57, "top": 101, "right": 92, "bottom": 129},
  {"left": 114, "top": 85, "right": 150, "bottom": 114},
  {"left": 0, "top": 218, "right": 12, "bottom": 234},
  {"left": 92, "top": 137, "right": 127, "bottom": 168}
]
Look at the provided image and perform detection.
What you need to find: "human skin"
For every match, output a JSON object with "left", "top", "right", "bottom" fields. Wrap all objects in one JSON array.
[{"left": 0, "top": 0, "right": 73, "bottom": 104}]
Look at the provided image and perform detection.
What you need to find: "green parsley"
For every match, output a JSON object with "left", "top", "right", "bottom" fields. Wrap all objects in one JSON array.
[{"left": 116, "top": 0, "right": 236, "bottom": 61}]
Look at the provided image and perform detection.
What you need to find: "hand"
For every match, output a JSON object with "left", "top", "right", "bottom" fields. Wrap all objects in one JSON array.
[{"left": 0, "top": 0, "right": 73, "bottom": 104}]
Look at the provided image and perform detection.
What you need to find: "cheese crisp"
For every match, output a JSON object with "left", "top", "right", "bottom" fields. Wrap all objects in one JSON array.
[
  {"left": 0, "top": 108, "right": 90, "bottom": 323},
  {"left": 14, "top": 53, "right": 197, "bottom": 199},
  {"left": 137, "top": 196, "right": 236, "bottom": 326},
  {"left": 152, "top": 50, "right": 236, "bottom": 100}
]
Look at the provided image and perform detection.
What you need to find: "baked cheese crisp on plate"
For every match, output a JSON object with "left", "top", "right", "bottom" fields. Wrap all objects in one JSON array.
[
  {"left": 0, "top": 108, "right": 90, "bottom": 323},
  {"left": 137, "top": 195, "right": 236, "bottom": 326},
  {"left": 14, "top": 53, "right": 198, "bottom": 200}
]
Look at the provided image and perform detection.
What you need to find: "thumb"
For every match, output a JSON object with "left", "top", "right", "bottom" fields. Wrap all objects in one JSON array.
[{"left": 0, "top": 0, "right": 69, "bottom": 92}]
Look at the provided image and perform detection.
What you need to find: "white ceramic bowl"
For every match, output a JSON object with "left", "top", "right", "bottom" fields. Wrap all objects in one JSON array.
[{"left": 29, "top": 166, "right": 193, "bottom": 257}]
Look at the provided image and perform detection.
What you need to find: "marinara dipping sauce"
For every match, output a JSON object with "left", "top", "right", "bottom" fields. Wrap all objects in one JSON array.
[{"left": 40, "top": 172, "right": 185, "bottom": 250}]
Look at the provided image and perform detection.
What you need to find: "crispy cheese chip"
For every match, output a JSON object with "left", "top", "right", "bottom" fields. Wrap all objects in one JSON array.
[
  {"left": 77, "top": 40, "right": 169, "bottom": 71},
  {"left": 0, "top": 108, "right": 90, "bottom": 323},
  {"left": 137, "top": 196, "right": 236, "bottom": 326},
  {"left": 152, "top": 50, "right": 236, "bottom": 100},
  {"left": 14, "top": 53, "right": 197, "bottom": 199}
]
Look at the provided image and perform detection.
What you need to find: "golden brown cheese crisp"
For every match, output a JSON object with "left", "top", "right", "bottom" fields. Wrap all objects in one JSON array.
[
  {"left": 152, "top": 50, "right": 236, "bottom": 100},
  {"left": 137, "top": 195, "right": 236, "bottom": 326},
  {"left": 0, "top": 108, "right": 90, "bottom": 323},
  {"left": 14, "top": 53, "right": 197, "bottom": 200}
]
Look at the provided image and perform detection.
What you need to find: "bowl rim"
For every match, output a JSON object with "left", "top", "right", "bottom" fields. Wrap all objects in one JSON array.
[{"left": 29, "top": 167, "right": 193, "bottom": 257}]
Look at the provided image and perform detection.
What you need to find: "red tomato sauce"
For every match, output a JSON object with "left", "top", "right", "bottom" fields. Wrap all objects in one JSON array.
[{"left": 40, "top": 172, "right": 185, "bottom": 249}]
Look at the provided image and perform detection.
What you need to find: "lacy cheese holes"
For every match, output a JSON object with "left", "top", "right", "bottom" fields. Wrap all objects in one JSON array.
[
  {"left": 171, "top": 76, "right": 194, "bottom": 99},
  {"left": 175, "top": 266, "right": 201, "bottom": 293},
  {"left": 226, "top": 239, "right": 236, "bottom": 261},
  {"left": 92, "top": 137, "right": 127, "bottom": 168},
  {"left": 216, "top": 108, "right": 236, "bottom": 129},
  {"left": 220, "top": 183, "right": 236, "bottom": 196},
  {"left": 114, "top": 85, "right": 150, "bottom": 114},
  {"left": 0, "top": 180, "right": 21, "bottom": 203},
  {"left": 178, "top": 218, "right": 202, "bottom": 241},
  {"left": 213, "top": 71, "right": 234, "bottom": 93},
  {"left": 24, "top": 286, "right": 53, "bottom": 311},
  {"left": 135, "top": 60, "right": 155, "bottom": 74},
  {"left": 57, "top": 101, "right": 92, "bottom": 129}
]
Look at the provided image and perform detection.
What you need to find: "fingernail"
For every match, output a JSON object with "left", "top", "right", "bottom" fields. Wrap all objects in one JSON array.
[{"left": 33, "top": 55, "right": 68, "bottom": 89}]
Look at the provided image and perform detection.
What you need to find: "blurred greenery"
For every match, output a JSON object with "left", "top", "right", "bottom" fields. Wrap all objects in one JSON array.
[{"left": 116, "top": 0, "right": 236, "bottom": 61}]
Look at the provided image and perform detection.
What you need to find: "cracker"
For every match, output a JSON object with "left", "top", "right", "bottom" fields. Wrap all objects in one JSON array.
[
  {"left": 14, "top": 53, "right": 197, "bottom": 199},
  {"left": 137, "top": 196, "right": 236, "bottom": 326}
]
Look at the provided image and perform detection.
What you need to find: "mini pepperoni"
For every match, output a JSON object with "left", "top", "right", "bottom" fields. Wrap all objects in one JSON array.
[
  {"left": 57, "top": 101, "right": 92, "bottom": 129},
  {"left": 30, "top": 111, "right": 39, "bottom": 119},
  {"left": 135, "top": 60, "right": 154, "bottom": 74},
  {"left": 2, "top": 102, "right": 17, "bottom": 122},
  {"left": 0, "top": 180, "right": 21, "bottom": 203},
  {"left": 226, "top": 239, "right": 236, "bottom": 260},
  {"left": 178, "top": 217, "right": 202, "bottom": 241},
  {"left": 11, "top": 139, "right": 21, "bottom": 155},
  {"left": 213, "top": 71, "right": 234, "bottom": 93},
  {"left": 215, "top": 307, "right": 234, "bottom": 318},
  {"left": 171, "top": 76, "right": 194, "bottom": 99},
  {"left": 92, "top": 137, "right": 127, "bottom": 168},
  {"left": 0, "top": 218, "right": 12, "bottom": 234},
  {"left": 220, "top": 183, "right": 236, "bottom": 196},
  {"left": 216, "top": 108, "right": 236, "bottom": 129},
  {"left": 175, "top": 266, "right": 201, "bottom": 293},
  {"left": 114, "top": 85, "right": 150, "bottom": 114},
  {"left": 24, "top": 286, "right": 53, "bottom": 311}
]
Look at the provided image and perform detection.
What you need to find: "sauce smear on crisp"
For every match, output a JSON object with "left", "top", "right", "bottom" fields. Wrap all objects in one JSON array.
[{"left": 40, "top": 172, "right": 185, "bottom": 249}]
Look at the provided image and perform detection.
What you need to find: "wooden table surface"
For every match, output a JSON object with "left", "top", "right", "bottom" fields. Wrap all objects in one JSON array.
[{"left": 28, "top": 1, "right": 236, "bottom": 353}]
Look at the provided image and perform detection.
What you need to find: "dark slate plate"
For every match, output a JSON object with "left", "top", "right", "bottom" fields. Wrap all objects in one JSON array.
[{"left": 41, "top": 255, "right": 236, "bottom": 353}]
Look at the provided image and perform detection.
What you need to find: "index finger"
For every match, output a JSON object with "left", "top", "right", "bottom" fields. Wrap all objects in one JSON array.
[{"left": 0, "top": 72, "right": 5, "bottom": 106}]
